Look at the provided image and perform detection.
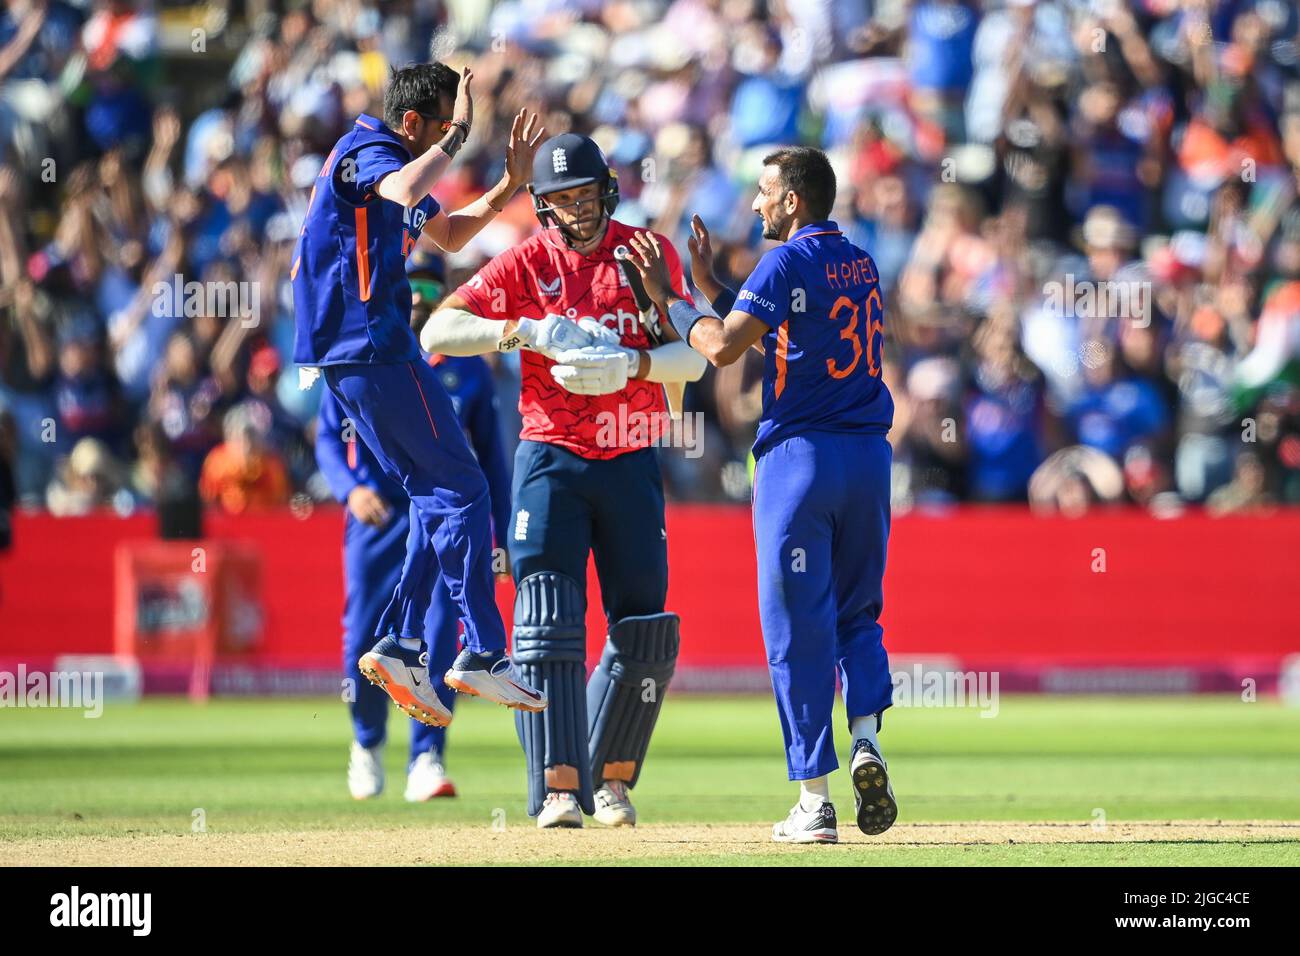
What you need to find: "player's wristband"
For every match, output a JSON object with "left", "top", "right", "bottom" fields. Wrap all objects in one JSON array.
[
  {"left": 667, "top": 298, "right": 706, "bottom": 346},
  {"left": 710, "top": 286, "right": 737, "bottom": 316}
]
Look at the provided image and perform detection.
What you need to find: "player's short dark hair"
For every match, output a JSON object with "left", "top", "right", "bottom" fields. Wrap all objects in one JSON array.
[
  {"left": 383, "top": 62, "right": 459, "bottom": 131},
  {"left": 762, "top": 146, "right": 836, "bottom": 220}
]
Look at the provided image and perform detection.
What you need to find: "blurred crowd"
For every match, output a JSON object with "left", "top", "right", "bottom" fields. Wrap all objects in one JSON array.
[{"left": 2, "top": 0, "right": 1300, "bottom": 520}]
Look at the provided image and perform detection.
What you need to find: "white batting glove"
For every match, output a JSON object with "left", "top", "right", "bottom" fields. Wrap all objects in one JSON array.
[
  {"left": 500, "top": 314, "right": 594, "bottom": 357},
  {"left": 576, "top": 316, "right": 624, "bottom": 347},
  {"left": 550, "top": 346, "right": 631, "bottom": 396}
]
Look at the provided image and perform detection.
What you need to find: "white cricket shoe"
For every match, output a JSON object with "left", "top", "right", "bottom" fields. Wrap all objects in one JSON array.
[
  {"left": 444, "top": 650, "right": 547, "bottom": 713},
  {"left": 536, "top": 791, "right": 584, "bottom": 829},
  {"left": 348, "top": 741, "right": 384, "bottom": 800},
  {"left": 405, "top": 752, "right": 457, "bottom": 801},
  {"left": 358, "top": 636, "right": 453, "bottom": 728},
  {"left": 593, "top": 781, "right": 637, "bottom": 827},
  {"left": 771, "top": 801, "right": 838, "bottom": 844}
]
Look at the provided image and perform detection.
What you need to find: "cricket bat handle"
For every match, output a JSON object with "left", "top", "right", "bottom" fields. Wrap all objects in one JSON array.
[{"left": 663, "top": 381, "right": 685, "bottom": 421}]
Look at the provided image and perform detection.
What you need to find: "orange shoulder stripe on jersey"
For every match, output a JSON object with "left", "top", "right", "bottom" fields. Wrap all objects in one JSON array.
[
  {"left": 300, "top": 185, "right": 317, "bottom": 237},
  {"left": 355, "top": 117, "right": 375, "bottom": 130},
  {"left": 774, "top": 319, "right": 791, "bottom": 400},
  {"left": 355, "top": 206, "right": 371, "bottom": 302}
]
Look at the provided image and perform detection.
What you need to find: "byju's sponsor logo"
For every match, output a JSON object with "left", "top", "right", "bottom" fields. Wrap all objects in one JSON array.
[
  {"left": 737, "top": 288, "right": 775, "bottom": 313},
  {"left": 50, "top": 886, "right": 151, "bottom": 936}
]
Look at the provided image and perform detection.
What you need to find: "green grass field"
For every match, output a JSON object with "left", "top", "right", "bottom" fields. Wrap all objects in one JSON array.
[{"left": 2, "top": 694, "right": 1299, "bottom": 865}]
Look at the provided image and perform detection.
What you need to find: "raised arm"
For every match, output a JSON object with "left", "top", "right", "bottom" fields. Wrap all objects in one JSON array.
[
  {"left": 423, "top": 109, "right": 546, "bottom": 253},
  {"left": 676, "top": 308, "right": 769, "bottom": 368},
  {"left": 376, "top": 68, "right": 476, "bottom": 208},
  {"left": 626, "top": 230, "right": 767, "bottom": 368}
]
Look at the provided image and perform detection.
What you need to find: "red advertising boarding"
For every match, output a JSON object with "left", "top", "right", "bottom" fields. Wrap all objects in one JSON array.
[
  {"left": 112, "top": 541, "right": 263, "bottom": 699},
  {"left": 1, "top": 507, "right": 1297, "bottom": 694}
]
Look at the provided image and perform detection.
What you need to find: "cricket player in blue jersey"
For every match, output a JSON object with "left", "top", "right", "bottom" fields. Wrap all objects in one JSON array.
[
  {"left": 316, "top": 252, "right": 512, "bottom": 801},
  {"left": 626, "top": 146, "right": 898, "bottom": 844},
  {"left": 293, "top": 61, "right": 548, "bottom": 722}
]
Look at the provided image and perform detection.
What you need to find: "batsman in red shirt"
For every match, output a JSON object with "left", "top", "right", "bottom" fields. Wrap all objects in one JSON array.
[{"left": 422, "top": 133, "right": 706, "bottom": 828}]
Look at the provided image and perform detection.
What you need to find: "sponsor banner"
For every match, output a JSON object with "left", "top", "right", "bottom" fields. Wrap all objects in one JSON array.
[{"left": 2, "top": 509, "right": 1297, "bottom": 688}]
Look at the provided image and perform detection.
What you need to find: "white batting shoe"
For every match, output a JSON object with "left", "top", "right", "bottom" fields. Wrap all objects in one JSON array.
[
  {"left": 358, "top": 636, "right": 453, "bottom": 728},
  {"left": 536, "top": 791, "right": 584, "bottom": 829},
  {"left": 405, "top": 752, "right": 456, "bottom": 801},
  {"left": 347, "top": 741, "right": 384, "bottom": 800},
  {"left": 444, "top": 649, "right": 547, "bottom": 713},
  {"left": 593, "top": 781, "right": 637, "bottom": 827},
  {"left": 772, "top": 801, "right": 838, "bottom": 844}
]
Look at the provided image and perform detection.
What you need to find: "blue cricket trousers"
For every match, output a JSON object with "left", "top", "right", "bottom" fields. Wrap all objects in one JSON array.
[
  {"left": 324, "top": 359, "right": 506, "bottom": 653},
  {"left": 343, "top": 508, "right": 459, "bottom": 762},
  {"left": 752, "top": 431, "right": 894, "bottom": 780}
]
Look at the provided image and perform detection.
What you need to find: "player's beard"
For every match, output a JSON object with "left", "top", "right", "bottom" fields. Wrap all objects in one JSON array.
[
  {"left": 558, "top": 210, "right": 607, "bottom": 249},
  {"left": 761, "top": 208, "right": 788, "bottom": 241}
]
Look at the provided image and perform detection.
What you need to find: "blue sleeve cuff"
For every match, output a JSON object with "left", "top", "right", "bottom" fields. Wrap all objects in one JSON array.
[
  {"left": 710, "top": 286, "right": 737, "bottom": 316},
  {"left": 668, "top": 298, "right": 706, "bottom": 344}
]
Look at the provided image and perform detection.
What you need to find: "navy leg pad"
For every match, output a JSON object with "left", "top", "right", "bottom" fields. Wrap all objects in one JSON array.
[
  {"left": 511, "top": 571, "right": 594, "bottom": 816},
  {"left": 587, "top": 612, "right": 680, "bottom": 788}
]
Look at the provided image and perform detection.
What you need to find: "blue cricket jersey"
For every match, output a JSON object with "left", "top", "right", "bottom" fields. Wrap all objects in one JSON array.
[
  {"left": 292, "top": 114, "right": 441, "bottom": 366},
  {"left": 733, "top": 220, "right": 895, "bottom": 459},
  {"left": 315, "top": 354, "right": 513, "bottom": 546}
]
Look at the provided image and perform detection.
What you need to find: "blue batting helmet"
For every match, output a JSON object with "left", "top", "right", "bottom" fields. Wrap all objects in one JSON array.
[{"left": 528, "top": 133, "right": 620, "bottom": 229}]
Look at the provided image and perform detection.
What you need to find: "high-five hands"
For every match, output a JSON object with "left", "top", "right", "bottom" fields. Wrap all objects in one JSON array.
[
  {"left": 686, "top": 214, "right": 724, "bottom": 302},
  {"left": 625, "top": 231, "right": 675, "bottom": 305},
  {"left": 504, "top": 109, "right": 546, "bottom": 190},
  {"left": 452, "top": 67, "right": 474, "bottom": 133}
]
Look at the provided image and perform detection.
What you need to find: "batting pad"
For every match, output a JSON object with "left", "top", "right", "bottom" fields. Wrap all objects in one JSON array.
[
  {"left": 587, "top": 613, "right": 680, "bottom": 788},
  {"left": 511, "top": 571, "right": 594, "bottom": 816}
]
